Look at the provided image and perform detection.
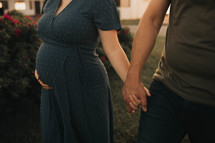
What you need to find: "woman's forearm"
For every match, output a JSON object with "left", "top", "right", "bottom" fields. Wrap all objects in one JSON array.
[
  {"left": 98, "top": 29, "right": 130, "bottom": 82},
  {"left": 105, "top": 45, "right": 130, "bottom": 82}
]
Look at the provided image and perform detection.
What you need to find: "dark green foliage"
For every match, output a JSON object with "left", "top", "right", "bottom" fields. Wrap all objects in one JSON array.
[
  {"left": 117, "top": 27, "right": 133, "bottom": 49},
  {"left": 0, "top": 11, "right": 40, "bottom": 98}
]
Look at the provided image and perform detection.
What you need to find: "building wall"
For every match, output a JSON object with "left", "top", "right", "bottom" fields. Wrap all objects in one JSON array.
[
  {"left": 120, "top": 0, "right": 130, "bottom": 7},
  {"left": 118, "top": 0, "right": 149, "bottom": 20},
  {"left": 1, "top": 0, "right": 43, "bottom": 15}
]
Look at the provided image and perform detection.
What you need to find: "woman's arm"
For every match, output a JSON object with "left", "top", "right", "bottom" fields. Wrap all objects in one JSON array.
[
  {"left": 98, "top": 29, "right": 141, "bottom": 112},
  {"left": 98, "top": 29, "right": 130, "bottom": 82}
]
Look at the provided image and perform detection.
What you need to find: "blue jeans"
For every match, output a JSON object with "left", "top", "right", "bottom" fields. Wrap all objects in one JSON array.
[{"left": 138, "top": 80, "right": 215, "bottom": 143}]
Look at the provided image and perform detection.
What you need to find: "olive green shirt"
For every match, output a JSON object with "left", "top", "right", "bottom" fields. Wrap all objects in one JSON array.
[{"left": 153, "top": 0, "right": 215, "bottom": 106}]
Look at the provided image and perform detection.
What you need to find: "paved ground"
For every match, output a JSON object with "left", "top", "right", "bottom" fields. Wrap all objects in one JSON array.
[{"left": 125, "top": 24, "right": 168, "bottom": 36}]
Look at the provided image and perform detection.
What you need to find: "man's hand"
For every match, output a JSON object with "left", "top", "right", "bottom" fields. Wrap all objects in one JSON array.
[{"left": 122, "top": 78, "right": 151, "bottom": 113}]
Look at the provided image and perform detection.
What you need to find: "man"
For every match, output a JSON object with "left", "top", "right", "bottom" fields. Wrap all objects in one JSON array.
[{"left": 122, "top": 0, "right": 215, "bottom": 143}]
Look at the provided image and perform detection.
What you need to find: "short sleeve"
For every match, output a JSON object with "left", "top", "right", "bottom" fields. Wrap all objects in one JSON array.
[
  {"left": 41, "top": 0, "right": 48, "bottom": 14},
  {"left": 92, "top": 0, "right": 121, "bottom": 31}
]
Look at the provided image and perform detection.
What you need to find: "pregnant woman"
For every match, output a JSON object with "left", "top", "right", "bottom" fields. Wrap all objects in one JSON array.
[{"left": 34, "top": 0, "right": 137, "bottom": 143}]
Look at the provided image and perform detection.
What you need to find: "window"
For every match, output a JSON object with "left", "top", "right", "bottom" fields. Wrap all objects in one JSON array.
[
  {"left": 121, "top": 0, "right": 130, "bottom": 7},
  {"left": 15, "top": 0, "right": 26, "bottom": 10},
  {"left": 29, "top": 0, "right": 33, "bottom": 9},
  {"left": 0, "top": 0, "right": 8, "bottom": 9}
]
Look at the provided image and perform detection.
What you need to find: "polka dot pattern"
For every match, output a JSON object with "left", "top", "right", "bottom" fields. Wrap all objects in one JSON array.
[{"left": 36, "top": 0, "right": 121, "bottom": 143}]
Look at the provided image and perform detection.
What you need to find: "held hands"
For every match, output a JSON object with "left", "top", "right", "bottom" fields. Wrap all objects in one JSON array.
[
  {"left": 34, "top": 69, "right": 52, "bottom": 90},
  {"left": 122, "top": 78, "right": 151, "bottom": 113}
]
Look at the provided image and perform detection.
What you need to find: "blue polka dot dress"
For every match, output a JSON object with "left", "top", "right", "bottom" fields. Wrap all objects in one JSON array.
[{"left": 35, "top": 0, "right": 121, "bottom": 143}]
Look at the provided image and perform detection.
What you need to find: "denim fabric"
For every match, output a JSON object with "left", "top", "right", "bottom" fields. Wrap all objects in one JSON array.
[{"left": 138, "top": 80, "right": 215, "bottom": 143}]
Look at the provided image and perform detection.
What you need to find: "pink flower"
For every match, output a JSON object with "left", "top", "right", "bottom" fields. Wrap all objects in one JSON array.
[
  {"left": 25, "top": 16, "right": 32, "bottom": 20},
  {"left": 124, "top": 30, "right": 129, "bottom": 35},
  {"left": 13, "top": 19, "right": 22, "bottom": 26},
  {"left": 3, "top": 14, "right": 13, "bottom": 21},
  {"left": 14, "top": 29, "right": 21, "bottom": 38},
  {"left": 33, "top": 21, "right": 37, "bottom": 26},
  {"left": 25, "top": 56, "right": 29, "bottom": 60},
  {"left": 100, "top": 56, "right": 106, "bottom": 63}
]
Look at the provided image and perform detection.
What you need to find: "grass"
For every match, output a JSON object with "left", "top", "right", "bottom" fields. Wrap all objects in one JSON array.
[
  {"left": 0, "top": 94, "right": 41, "bottom": 143},
  {"left": 0, "top": 36, "right": 190, "bottom": 143}
]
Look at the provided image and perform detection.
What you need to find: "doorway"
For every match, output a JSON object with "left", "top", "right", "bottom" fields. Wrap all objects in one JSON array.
[{"left": 34, "top": 1, "right": 40, "bottom": 15}]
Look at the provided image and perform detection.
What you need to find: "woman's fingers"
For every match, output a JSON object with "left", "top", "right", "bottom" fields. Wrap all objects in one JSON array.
[
  {"left": 129, "top": 95, "right": 140, "bottom": 107},
  {"left": 37, "top": 79, "right": 53, "bottom": 90},
  {"left": 129, "top": 101, "right": 139, "bottom": 110},
  {"left": 34, "top": 69, "right": 52, "bottom": 90},
  {"left": 131, "top": 94, "right": 141, "bottom": 104},
  {"left": 34, "top": 69, "right": 39, "bottom": 80},
  {"left": 129, "top": 95, "right": 141, "bottom": 113},
  {"left": 144, "top": 87, "right": 151, "bottom": 97}
]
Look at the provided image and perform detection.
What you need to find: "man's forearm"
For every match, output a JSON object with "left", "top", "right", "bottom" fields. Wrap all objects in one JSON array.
[
  {"left": 127, "top": 15, "right": 162, "bottom": 82},
  {"left": 122, "top": 0, "right": 170, "bottom": 112}
]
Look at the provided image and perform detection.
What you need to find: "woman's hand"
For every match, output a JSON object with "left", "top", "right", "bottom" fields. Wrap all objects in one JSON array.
[
  {"left": 34, "top": 69, "right": 52, "bottom": 90},
  {"left": 122, "top": 78, "right": 151, "bottom": 113}
]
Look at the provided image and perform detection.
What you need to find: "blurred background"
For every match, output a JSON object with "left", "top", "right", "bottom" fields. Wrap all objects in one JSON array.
[{"left": 0, "top": 0, "right": 190, "bottom": 143}]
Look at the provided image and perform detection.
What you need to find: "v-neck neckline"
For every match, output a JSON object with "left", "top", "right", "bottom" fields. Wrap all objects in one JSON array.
[{"left": 54, "top": 0, "right": 74, "bottom": 18}]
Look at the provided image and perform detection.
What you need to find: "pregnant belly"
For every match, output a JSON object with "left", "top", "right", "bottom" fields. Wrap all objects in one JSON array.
[
  {"left": 36, "top": 43, "right": 74, "bottom": 86},
  {"left": 36, "top": 43, "right": 109, "bottom": 88}
]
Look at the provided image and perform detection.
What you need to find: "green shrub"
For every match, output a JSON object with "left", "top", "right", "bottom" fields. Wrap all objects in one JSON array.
[
  {"left": 0, "top": 11, "right": 40, "bottom": 99},
  {"left": 118, "top": 27, "right": 133, "bottom": 49}
]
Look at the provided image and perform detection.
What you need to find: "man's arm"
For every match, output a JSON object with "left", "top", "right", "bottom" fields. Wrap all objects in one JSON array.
[{"left": 122, "top": 0, "right": 170, "bottom": 112}]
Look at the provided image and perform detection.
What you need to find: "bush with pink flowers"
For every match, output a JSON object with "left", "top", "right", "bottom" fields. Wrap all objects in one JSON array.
[{"left": 0, "top": 10, "right": 41, "bottom": 100}]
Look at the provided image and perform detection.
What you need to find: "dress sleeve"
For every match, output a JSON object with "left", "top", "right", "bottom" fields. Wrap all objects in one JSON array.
[
  {"left": 41, "top": 0, "right": 48, "bottom": 14},
  {"left": 92, "top": 0, "right": 121, "bottom": 31}
]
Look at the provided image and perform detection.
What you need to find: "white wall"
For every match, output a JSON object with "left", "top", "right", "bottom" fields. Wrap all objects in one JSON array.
[
  {"left": 118, "top": 0, "right": 149, "bottom": 20},
  {"left": 7, "top": 0, "right": 43, "bottom": 16}
]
